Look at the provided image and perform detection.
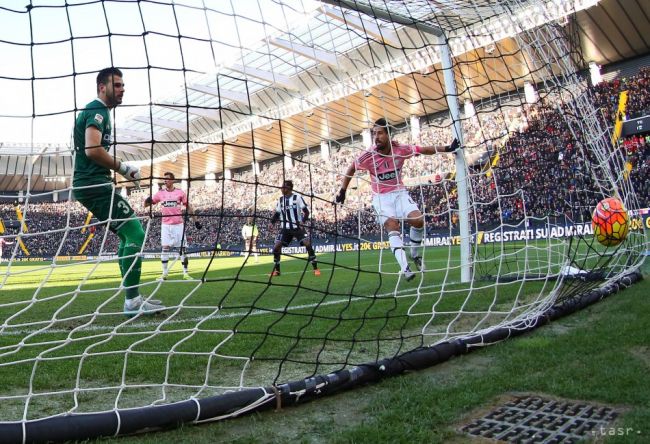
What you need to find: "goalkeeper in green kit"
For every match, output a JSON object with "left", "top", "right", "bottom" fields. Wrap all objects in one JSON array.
[{"left": 73, "top": 67, "right": 164, "bottom": 316}]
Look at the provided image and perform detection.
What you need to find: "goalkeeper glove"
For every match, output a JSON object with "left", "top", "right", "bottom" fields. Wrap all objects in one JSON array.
[
  {"left": 445, "top": 138, "right": 460, "bottom": 153},
  {"left": 144, "top": 196, "right": 152, "bottom": 206},
  {"left": 118, "top": 162, "right": 141, "bottom": 185},
  {"left": 335, "top": 189, "right": 346, "bottom": 204},
  {"left": 194, "top": 220, "right": 203, "bottom": 230}
]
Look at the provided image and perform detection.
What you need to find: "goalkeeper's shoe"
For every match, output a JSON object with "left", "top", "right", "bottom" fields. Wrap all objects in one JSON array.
[
  {"left": 124, "top": 296, "right": 166, "bottom": 317},
  {"left": 161, "top": 272, "right": 169, "bottom": 281},
  {"left": 402, "top": 266, "right": 416, "bottom": 282},
  {"left": 183, "top": 273, "right": 194, "bottom": 280},
  {"left": 411, "top": 256, "right": 425, "bottom": 272},
  {"left": 269, "top": 270, "right": 280, "bottom": 277},
  {"left": 313, "top": 268, "right": 321, "bottom": 276}
]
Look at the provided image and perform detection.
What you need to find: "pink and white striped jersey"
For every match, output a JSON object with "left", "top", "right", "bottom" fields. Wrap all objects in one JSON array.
[
  {"left": 151, "top": 187, "right": 187, "bottom": 225},
  {"left": 354, "top": 141, "right": 421, "bottom": 194}
]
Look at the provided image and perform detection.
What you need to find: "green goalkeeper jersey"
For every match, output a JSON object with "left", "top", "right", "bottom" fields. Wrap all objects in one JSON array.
[{"left": 73, "top": 98, "right": 113, "bottom": 188}]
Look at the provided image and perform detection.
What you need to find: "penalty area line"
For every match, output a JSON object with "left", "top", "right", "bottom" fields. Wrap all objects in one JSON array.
[{"left": 1, "top": 274, "right": 445, "bottom": 336}]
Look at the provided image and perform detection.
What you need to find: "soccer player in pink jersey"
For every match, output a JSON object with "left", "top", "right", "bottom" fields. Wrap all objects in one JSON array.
[
  {"left": 145, "top": 172, "right": 202, "bottom": 280},
  {"left": 336, "top": 118, "right": 458, "bottom": 281}
]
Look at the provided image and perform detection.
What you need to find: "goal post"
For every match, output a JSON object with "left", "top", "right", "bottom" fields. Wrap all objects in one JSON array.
[{"left": 440, "top": 41, "right": 473, "bottom": 284}]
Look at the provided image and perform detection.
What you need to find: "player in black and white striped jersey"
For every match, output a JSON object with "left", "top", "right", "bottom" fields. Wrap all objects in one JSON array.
[{"left": 268, "top": 180, "right": 320, "bottom": 277}]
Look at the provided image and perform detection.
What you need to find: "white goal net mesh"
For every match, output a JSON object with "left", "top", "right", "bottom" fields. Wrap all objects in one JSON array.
[{"left": 0, "top": 0, "right": 646, "bottom": 439}]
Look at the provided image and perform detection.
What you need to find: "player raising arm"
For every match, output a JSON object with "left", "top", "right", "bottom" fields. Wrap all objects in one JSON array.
[{"left": 335, "top": 117, "right": 458, "bottom": 281}]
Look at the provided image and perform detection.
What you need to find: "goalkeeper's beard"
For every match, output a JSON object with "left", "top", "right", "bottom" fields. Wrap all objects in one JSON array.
[{"left": 107, "top": 93, "right": 122, "bottom": 108}]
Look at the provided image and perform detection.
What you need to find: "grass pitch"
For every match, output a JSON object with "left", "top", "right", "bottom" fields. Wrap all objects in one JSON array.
[{"left": 0, "top": 246, "right": 610, "bottom": 424}]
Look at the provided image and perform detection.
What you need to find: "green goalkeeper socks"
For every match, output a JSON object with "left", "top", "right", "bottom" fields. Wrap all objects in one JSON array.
[
  {"left": 116, "top": 218, "right": 145, "bottom": 300},
  {"left": 117, "top": 242, "right": 125, "bottom": 277}
]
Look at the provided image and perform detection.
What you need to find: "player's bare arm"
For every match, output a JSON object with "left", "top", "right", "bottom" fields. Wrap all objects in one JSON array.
[
  {"left": 417, "top": 138, "right": 459, "bottom": 155},
  {"left": 336, "top": 163, "right": 356, "bottom": 204}
]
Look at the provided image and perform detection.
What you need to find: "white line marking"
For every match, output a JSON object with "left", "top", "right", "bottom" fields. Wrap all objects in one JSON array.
[{"left": 1, "top": 268, "right": 449, "bottom": 337}]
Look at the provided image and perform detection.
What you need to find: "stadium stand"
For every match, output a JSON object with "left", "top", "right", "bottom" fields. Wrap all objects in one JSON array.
[{"left": 1, "top": 70, "right": 648, "bottom": 259}]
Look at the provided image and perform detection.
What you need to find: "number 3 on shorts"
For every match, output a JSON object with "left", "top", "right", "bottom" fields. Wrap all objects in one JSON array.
[{"left": 117, "top": 200, "right": 130, "bottom": 215}]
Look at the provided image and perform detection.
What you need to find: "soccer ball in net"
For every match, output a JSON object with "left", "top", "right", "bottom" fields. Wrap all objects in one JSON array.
[{"left": 591, "top": 197, "right": 629, "bottom": 247}]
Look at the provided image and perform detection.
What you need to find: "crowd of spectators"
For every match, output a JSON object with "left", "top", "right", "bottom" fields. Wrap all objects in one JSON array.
[
  {"left": 593, "top": 67, "right": 650, "bottom": 120},
  {"left": 1, "top": 69, "right": 649, "bottom": 259}
]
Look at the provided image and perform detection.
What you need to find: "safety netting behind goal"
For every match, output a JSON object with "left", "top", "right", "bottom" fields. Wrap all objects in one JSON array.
[{"left": 0, "top": 0, "right": 647, "bottom": 442}]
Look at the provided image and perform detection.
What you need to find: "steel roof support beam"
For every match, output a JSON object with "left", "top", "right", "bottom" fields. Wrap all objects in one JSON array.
[
  {"left": 158, "top": 104, "right": 222, "bottom": 122},
  {"left": 117, "top": 128, "right": 154, "bottom": 140},
  {"left": 229, "top": 63, "right": 301, "bottom": 92},
  {"left": 318, "top": 0, "right": 444, "bottom": 37},
  {"left": 322, "top": 5, "right": 401, "bottom": 46},
  {"left": 188, "top": 83, "right": 252, "bottom": 106},
  {"left": 270, "top": 37, "right": 339, "bottom": 67},
  {"left": 133, "top": 116, "right": 190, "bottom": 132}
]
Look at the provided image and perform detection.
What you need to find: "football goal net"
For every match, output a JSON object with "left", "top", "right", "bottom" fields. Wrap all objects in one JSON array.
[{"left": 0, "top": 0, "right": 646, "bottom": 442}]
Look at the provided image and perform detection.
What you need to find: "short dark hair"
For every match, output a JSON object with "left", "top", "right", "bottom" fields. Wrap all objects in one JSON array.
[
  {"left": 282, "top": 180, "right": 293, "bottom": 189},
  {"left": 374, "top": 117, "right": 388, "bottom": 129},
  {"left": 164, "top": 172, "right": 175, "bottom": 180},
  {"left": 96, "top": 67, "right": 123, "bottom": 92}
]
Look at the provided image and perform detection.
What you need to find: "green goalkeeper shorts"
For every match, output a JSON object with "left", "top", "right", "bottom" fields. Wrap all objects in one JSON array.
[{"left": 74, "top": 184, "right": 136, "bottom": 233}]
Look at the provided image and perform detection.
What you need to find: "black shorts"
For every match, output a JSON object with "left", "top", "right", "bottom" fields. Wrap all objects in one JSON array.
[{"left": 275, "top": 228, "right": 308, "bottom": 246}]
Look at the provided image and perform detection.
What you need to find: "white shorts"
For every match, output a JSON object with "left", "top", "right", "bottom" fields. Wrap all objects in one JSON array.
[
  {"left": 161, "top": 224, "right": 185, "bottom": 248},
  {"left": 372, "top": 190, "right": 420, "bottom": 226}
]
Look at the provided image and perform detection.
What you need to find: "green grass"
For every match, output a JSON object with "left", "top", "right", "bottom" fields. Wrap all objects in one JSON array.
[
  {"left": 0, "top": 246, "right": 647, "bottom": 442},
  {"left": 109, "top": 263, "right": 648, "bottom": 444}
]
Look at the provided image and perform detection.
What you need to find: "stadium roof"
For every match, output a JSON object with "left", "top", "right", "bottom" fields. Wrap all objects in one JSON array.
[{"left": 0, "top": 0, "right": 648, "bottom": 194}]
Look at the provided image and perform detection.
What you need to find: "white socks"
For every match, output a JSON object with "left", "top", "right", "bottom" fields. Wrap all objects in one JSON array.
[
  {"left": 409, "top": 226, "right": 424, "bottom": 258},
  {"left": 181, "top": 254, "right": 188, "bottom": 273},
  {"left": 389, "top": 231, "right": 409, "bottom": 272},
  {"left": 161, "top": 251, "right": 169, "bottom": 274}
]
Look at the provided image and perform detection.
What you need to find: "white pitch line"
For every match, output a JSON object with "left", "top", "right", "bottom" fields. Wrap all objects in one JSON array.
[{"left": 1, "top": 270, "right": 448, "bottom": 337}]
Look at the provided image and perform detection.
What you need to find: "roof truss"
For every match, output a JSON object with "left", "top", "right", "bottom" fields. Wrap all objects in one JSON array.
[{"left": 270, "top": 37, "right": 339, "bottom": 67}]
